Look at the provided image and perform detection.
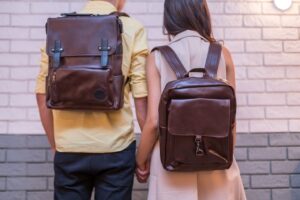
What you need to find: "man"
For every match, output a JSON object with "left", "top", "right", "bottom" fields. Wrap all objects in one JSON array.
[{"left": 35, "top": 0, "right": 148, "bottom": 199}]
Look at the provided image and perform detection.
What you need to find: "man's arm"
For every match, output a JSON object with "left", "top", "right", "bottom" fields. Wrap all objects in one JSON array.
[
  {"left": 36, "top": 94, "right": 55, "bottom": 151},
  {"left": 134, "top": 97, "right": 147, "bottom": 130}
]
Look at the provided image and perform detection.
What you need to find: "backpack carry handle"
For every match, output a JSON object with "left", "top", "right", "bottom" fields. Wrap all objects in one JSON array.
[{"left": 185, "top": 68, "right": 207, "bottom": 78}]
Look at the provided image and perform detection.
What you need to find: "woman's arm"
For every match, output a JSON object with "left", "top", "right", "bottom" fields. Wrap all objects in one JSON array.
[
  {"left": 223, "top": 46, "right": 237, "bottom": 147},
  {"left": 136, "top": 52, "right": 161, "bottom": 182}
]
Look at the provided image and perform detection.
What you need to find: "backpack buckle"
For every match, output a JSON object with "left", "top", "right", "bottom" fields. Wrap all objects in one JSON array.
[
  {"left": 98, "top": 39, "right": 111, "bottom": 68},
  {"left": 51, "top": 40, "right": 63, "bottom": 68},
  {"left": 195, "top": 136, "right": 205, "bottom": 156}
]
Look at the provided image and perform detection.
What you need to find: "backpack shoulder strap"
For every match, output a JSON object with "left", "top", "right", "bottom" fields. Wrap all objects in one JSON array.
[
  {"left": 205, "top": 43, "right": 222, "bottom": 78},
  {"left": 152, "top": 46, "right": 187, "bottom": 79}
]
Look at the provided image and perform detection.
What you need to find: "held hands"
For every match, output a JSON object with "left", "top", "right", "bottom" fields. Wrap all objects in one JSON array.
[{"left": 135, "top": 159, "right": 150, "bottom": 183}]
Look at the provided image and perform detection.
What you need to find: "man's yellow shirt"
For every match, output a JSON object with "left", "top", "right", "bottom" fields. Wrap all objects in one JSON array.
[{"left": 35, "top": 1, "right": 148, "bottom": 153}]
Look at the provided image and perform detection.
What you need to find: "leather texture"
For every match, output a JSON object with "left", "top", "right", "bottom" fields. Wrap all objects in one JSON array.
[
  {"left": 153, "top": 43, "right": 236, "bottom": 172},
  {"left": 46, "top": 13, "right": 125, "bottom": 110}
]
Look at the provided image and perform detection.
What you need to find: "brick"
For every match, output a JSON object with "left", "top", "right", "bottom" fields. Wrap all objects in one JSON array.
[
  {"left": 236, "top": 80, "right": 265, "bottom": 92},
  {"left": 0, "top": 192, "right": 26, "bottom": 200},
  {"left": 238, "top": 161, "right": 270, "bottom": 174},
  {"left": 48, "top": 177, "right": 54, "bottom": 190},
  {"left": 246, "top": 41, "right": 282, "bottom": 52},
  {"left": 0, "top": 150, "right": 5, "bottom": 162},
  {"left": 241, "top": 175, "right": 250, "bottom": 188},
  {"left": 234, "top": 148, "right": 247, "bottom": 161},
  {"left": 251, "top": 175, "right": 289, "bottom": 188},
  {"left": 27, "top": 135, "right": 49, "bottom": 148},
  {"left": 266, "top": 106, "right": 300, "bottom": 119},
  {"left": 47, "top": 150, "right": 54, "bottom": 162},
  {"left": 265, "top": 53, "right": 300, "bottom": 66},
  {"left": 287, "top": 68, "right": 300, "bottom": 78},
  {"left": 272, "top": 161, "right": 300, "bottom": 174},
  {"left": 282, "top": 16, "right": 300, "bottom": 27},
  {"left": 236, "top": 120, "right": 249, "bottom": 133},
  {"left": 11, "top": 40, "right": 44, "bottom": 53},
  {"left": 246, "top": 189, "right": 271, "bottom": 200},
  {"left": 263, "top": 28, "right": 298, "bottom": 39},
  {"left": 292, "top": 175, "right": 300, "bottom": 187},
  {"left": 27, "top": 163, "right": 54, "bottom": 176},
  {"left": 224, "top": 41, "right": 244, "bottom": 53},
  {"left": 27, "top": 192, "right": 53, "bottom": 200},
  {"left": 10, "top": 94, "right": 36, "bottom": 107},
  {"left": 0, "top": 94, "right": 8, "bottom": 106},
  {"left": 207, "top": 2, "right": 224, "bottom": 14},
  {"left": 0, "top": 177, "right": 5, "bottom": 190},
  {"left": 288, "top": 147, "right": 300, "bottom": 159},
  {"left": 237, "top": 107, "right": 265, "bottom": 120},
  {"left": 290, "top": 120, "right": 300, "bottom": 132},
  {"left": 0, "top": 122, "right": 7, "bottom": 134},
  {"left": 30, "top": 28, "right": 46, "bottom": 40},
  {"left": 0, "top": 108, "right": 26, "bottom": 120},
  {"left": 244, "top": 15, "right": 280, "bottom": 27},
  {"left": 235, "top": 67, "right": 247, "bottom": 80},
  {"left": 0, "top": 14, "right": 9, "bottom": 26},
  {"left": 225, "top": 3, "right": 261, "bottom": 14},
  {"left": 10, "top": 67, "right": 40, "bottom": 80},
  {"left": 0, "top": 81, "right": 27, "bottom": 93},
  {"left": 249, "top": 147, "right": 286, "bottom": 160},
  {"left": 31, "top": 2, "right": 69, "bottom": 14},
  {"left": 0, "top": 28, "right": 29, "bottom": 39},
  {"left": 0, "top": 163, "right": 26, "bottom": 176},
  {"left": 0, "top": 135, "right": 27, "bottom": 148},
  {"left": 7, "top": 177, "right": 47, "bottom": 190},
  {"left": 7, "top": 149, "right": 46, "bottom": 162},
  {"left": 232, "top": 53, "right": 263, "bottom": 66},
  {"left": 236, "top": 93, "right": 247, "bottom": 106},
  {"left": 225, "top": 28, "right": 261, "bottom": 39},
  {"left": 8, "top": 121, "right": 44, "bottom": 134},
  {"left": 273, "top": 189, "right": 300, "bottom": 200},
  {"left": 147, "top": 3, "right": 164, "bottom": 13},
  {"left": 28, "top": 80, "right": 38, "bottom": 93},
  {"left": 267, "top": 80, "right": 300, "bottom": 92},
  {"left": 236, "top": 134, "right": 268, "bottom": 147},
  {"left": 70, "top": 3, "right": 85, "bottom": 11},
  {"left": 288, "top": 93, "right": 300, "bottom": 105},
  {"left": 0, "top": 67, "right": 9, "bottom": 79},
  {"left": 250, "top": 120, "right": 288, "bottom": 132},
  {"left": 213, "top": 28, "right": 224, "bottom": 40},
  {"left": 0, "top": 2, "right": 30, "bottom": 13},
  {"left": 249, "top": 67, "right": 285, "bottom": 79},
  {"left": 11, "top": 15, "right": 49, "bottom": 27},
  {"left": 0, "top": 54, "right": 28, "bottom": 66},
  {"left": 0, "top": 41, "right": 9, "bottom": 52},
  {"left": 124, "top": 2, "right": 148, "bottom": 14},
  {"left": 212, "top": 15, "right": 243, "bottom": 27},
  {"left": 270, "top": 134, "right": 300, "bottom": 146},
  {"left": 147, "top": 28, "right": 166, "bottom": 40},
  {"left": 248, "top": 93, "right": 285, "bottom": 106},
  {"left": 27, "top": 108, "right": 41, "bottom": 121},
  {"left": 284, "top": 41, "right": 300, "bottom": 52},
  {"left": 133, "top": 14, "right": 163, "bottom": 26}
]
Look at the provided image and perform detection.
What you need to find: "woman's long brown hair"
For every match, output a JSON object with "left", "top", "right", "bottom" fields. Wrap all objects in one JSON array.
[{"left": 163, "top": 0, "right": 215, "bottom": 42}]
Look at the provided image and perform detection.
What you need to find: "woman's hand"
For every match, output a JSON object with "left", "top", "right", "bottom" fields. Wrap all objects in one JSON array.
[{"left": 135, "top": 159, "right": 150, "bottom": 183}]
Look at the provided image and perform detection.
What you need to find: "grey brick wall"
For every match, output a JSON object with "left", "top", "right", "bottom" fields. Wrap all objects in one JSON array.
[{"left": 0, "top": 134, "right": 300, "bottom": 200}]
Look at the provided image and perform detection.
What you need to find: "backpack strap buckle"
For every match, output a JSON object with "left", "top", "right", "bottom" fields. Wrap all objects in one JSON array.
[
  {"left": 51, "top": 40, "right": 63, "bottom": 68},
  {"left": 98, "top": 39, "right": 111, "bottom": 68}
]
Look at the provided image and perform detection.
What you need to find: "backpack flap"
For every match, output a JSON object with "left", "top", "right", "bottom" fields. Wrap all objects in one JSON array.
[{"left": 46, "top": 15, "right": 119, "bottom": 59}]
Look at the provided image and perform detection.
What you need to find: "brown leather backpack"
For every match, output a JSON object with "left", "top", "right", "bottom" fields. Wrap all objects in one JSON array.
[
  {"left": 153, "top": 43, "right": 236, "bottom": 172},
  {"left": 45, "top": 12, "right": 128, "bottom": 110}
]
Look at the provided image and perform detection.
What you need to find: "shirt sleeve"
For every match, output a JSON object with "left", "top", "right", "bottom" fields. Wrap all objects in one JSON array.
[
  {"left": 128, "top": 26, "right": 149, "bottom": 98},
  {"left": 35, "top": 47, "right": 49, "bottom": 94}
]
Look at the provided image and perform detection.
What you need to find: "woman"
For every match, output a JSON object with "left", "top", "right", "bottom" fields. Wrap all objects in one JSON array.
[{"left": 136, "top": 0, "right": 246, "bottom": 199}]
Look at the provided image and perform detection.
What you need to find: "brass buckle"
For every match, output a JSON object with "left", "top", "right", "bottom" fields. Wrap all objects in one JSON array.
[{"left": 195, "top": 136, "right": 204, "bottom": 156}]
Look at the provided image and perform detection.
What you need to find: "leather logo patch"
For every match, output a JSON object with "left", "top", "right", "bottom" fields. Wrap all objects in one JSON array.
[{"left": 94, "top": 89, "right": 106, "bottom": 101}]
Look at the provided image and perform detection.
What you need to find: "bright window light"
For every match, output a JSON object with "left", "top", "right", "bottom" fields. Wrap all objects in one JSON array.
[{"left": 274, "top": 0, "right": 292, "bottom": 11}]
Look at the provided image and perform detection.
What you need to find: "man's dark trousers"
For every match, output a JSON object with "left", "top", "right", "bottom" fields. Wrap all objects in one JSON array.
[{"left": 54, "top": 141, "right": 136, "bottom": 200}]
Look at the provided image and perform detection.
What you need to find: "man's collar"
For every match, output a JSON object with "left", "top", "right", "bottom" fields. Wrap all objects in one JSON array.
[{"left": 80, "top": 1, "right": 117, "bottom": 14}]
